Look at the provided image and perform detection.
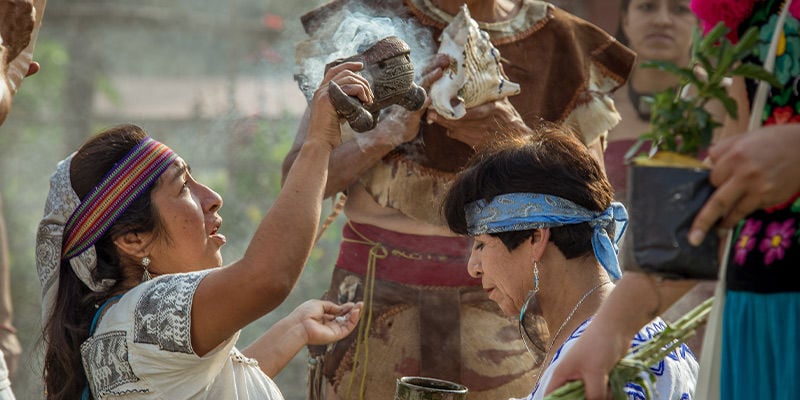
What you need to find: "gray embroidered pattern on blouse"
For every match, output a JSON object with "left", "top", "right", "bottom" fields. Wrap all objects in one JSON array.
[
  {"left": 133, "top": 271, "right": 210, "bottom": 353},
  {"left": 81, "top": 331, "right": 145, "bottom": 397}
]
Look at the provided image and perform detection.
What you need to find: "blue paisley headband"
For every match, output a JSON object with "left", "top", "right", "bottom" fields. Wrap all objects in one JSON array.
[{"left": 465, "top": 193, "right": 628, "bottom": 280}]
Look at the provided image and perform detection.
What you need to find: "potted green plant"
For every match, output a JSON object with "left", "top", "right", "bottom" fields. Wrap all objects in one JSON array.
[{"left": 622, "top": 22, "right": 780, "bottom": 280}]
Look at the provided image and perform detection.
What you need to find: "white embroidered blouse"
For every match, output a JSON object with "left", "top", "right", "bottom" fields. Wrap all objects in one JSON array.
[{"left": 80, "top": 271, "right": 284, "bottom": 399}]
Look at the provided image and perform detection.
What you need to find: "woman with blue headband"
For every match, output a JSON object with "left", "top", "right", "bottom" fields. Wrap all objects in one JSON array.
[
  {"left": 35, "top": 62, "right": 368, "bottom": 400},
  {"left": 440, "top": 124, "right": 698, "bottom": 400}
]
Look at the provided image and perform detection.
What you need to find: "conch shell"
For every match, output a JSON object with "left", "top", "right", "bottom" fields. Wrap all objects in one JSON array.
[{"left": 429, "top": 5, "right": 521, "bottom": 120}]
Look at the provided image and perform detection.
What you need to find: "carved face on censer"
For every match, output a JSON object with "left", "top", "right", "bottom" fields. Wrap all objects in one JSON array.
[{"left": 325, "top": 36, "right": 427, "bottom": 132}]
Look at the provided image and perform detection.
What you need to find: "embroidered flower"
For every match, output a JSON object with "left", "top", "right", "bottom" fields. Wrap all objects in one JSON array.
[
  {"left": 764, "top": 105, "right": 800, "bottom": 125},
  {"left": 758, "top": 219, "right": 796, "bottom": 265},
  {"left": 758, "top": 14, "right": 800, "bottom": 85},
  {"left": 690, "top": 0, "right": 756, "bottom": 42},
  {"left": 735, "top": 219, "right": 762, "bottom": 265}
]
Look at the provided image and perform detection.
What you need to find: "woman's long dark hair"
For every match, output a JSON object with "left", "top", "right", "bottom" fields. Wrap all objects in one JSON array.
[
  {"left": 442, "top": 123, "right": 614, "bottom": 257},
  {"left": 43, "top": 124, "right": 164, "bottom": 400}
]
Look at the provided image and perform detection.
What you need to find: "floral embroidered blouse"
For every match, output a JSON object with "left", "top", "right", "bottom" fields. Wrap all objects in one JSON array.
[
  {"left": 80, "top": 271, "right": 284, "bottom": 399},
  {"left": 693, "top": 0, "right": 800, "bottom": 293}
]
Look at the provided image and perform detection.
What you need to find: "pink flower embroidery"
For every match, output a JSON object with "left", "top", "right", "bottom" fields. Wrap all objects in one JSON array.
[
  {"left": 734, "top": 219, "right": 762, "bottom": 265},
  {"left": 758, "top": 219, "right": 796, "bottom": 265}
]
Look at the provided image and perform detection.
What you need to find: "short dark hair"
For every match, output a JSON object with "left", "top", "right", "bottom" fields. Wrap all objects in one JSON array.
[{"left": 441, "top": 123, "right": 614, "bottom": 258}]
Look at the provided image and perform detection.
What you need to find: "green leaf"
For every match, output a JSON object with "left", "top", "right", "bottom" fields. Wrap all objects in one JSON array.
[
  {"left": 699, "top": 22, "right": 729, "bottom": 54},
  {"left": 731, "top": 63, "right": 782, "bottom": 88},
  {"left": 719, "top": 94, "right": 739, "bottom": 120},
  {"left": 694, "top": 51, "right": 713, "bottom": 75},
  {"left": 711, "top": 41, "right": 734, "bottom": 84},
  {"left": 733, "top": 27, "right": 760, "bottom": 61},
  {"left": 708, "top": 86, "right": 739, "bottom": 119},
  {"left": 641, "top": 61, "right": 698, "bottom": 83}
]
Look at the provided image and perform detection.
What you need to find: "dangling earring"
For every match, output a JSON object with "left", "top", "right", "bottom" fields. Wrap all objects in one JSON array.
[
  {"left": 141, "top": 256, "right": 152, "bottom": 282},
  {"left": 519, "top": 259, "right": 545, "bottom": 354}
]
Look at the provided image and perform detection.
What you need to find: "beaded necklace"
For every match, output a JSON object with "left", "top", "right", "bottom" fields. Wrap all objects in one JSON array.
[{"left": 627, "top": 83, "right": 653, "bottom": 122}]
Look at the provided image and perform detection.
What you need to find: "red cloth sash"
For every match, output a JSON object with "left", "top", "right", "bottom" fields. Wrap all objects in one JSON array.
[{"left": 335, "top": 221, "right": 480, "bottom": 286}]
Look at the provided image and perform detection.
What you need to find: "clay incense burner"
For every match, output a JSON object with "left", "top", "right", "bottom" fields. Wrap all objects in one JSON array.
[{"left": 325, "top": 36, "right": 426, "bottom": 132}]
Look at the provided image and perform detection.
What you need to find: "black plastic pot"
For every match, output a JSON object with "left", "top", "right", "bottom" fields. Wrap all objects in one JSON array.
[{"left": 623, "top": 165, "right": 719, "bottom": 280}]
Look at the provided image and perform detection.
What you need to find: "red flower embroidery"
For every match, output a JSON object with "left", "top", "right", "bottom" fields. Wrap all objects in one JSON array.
[
  {"left": 758, "top": 219, "right": 796, "bottom": 265},
  {"left": 764, "top": 106, "right": 800, "bottom": 126},
  {"left": 735, "top": 219, "right": 762, "bottom": 265}
]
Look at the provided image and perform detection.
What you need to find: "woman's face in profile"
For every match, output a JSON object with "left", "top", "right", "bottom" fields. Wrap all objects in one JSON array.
[
  {"left": 622, "top": 0, "right": 697, "bottom": 64},
  {"left": 467, "top": 234, "right": 533, "bottom": 317},
  {"left": 145, "top": 157, "right": 226, "bottom": 273}
]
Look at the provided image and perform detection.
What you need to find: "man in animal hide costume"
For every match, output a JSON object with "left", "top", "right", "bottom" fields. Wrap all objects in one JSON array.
[{"left": 281, "top": 1, "right": 634, "bottom": 399}]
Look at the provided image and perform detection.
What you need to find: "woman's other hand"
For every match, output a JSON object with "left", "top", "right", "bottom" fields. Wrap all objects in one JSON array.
[{"left": 291, "top": 299, "right": 363, "bottom": 346}]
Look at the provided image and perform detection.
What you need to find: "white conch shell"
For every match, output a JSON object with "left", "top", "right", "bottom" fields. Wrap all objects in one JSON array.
[{"left": 429, "top": 5, "right": 521, "bottom": 120}]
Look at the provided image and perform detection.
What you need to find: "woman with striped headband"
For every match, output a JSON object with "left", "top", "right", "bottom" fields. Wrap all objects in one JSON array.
[
  {"left": 35, "top": 62, "right": 370, "bottom": 400},
  {"left": 440, "top": 124, "right": 698, "bottom": 400}
]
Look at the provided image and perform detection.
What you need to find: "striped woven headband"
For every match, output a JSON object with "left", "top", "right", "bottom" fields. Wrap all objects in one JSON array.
[{"left": 62, "top": 136, "right": 177, "bottom": 260}]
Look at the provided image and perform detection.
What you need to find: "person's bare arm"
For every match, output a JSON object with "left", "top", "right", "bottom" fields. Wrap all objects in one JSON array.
[
  {"left": 1, "top": 0, "right": 44, "bottom": 124},
  {"left": 545, "top": 272, "right": 697, "bottom": 399},
  {"left": 280, "top": 106, "right": 410, "bottom": 199},
  {"left": 189, "top": 62, "right": 366, "bottom": 356},
  {"left": 0, "top": 197, "right": 20, "bottom": 380}
]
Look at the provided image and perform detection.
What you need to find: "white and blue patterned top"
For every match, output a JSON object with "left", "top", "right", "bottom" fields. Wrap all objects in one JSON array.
[
  {"left": 525, "top": 317, "right": 698, "bottom": 400},
  {"left": 80, "top": 271, "right": 283, "bottom": 400}
]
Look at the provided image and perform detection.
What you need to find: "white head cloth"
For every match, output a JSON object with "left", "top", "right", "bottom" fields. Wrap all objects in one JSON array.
[{"left": 35, "top": 155, "right": 115, "bottom": 324}]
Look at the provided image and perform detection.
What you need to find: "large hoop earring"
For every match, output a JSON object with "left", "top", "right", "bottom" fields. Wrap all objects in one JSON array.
[{"left": 519, "top": 259, "right": 546, "bottom": 355}]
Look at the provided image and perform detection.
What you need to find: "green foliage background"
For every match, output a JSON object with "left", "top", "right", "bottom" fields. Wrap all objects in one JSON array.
[{"left": 0, "top": 1, "right": 354, "bottom": 398}]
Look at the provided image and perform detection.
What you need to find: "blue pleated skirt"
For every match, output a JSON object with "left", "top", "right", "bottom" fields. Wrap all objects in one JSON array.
[{"left": 721, "top": 290, "right": 800, "bottom": 400}]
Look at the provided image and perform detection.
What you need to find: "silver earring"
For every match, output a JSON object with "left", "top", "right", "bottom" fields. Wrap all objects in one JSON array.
[
  {"left": 141, "top": 256, "right": 152, "bottom": 282},
  {"left": 533, "top": 260, "right": 540, "bottom": 293}
]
